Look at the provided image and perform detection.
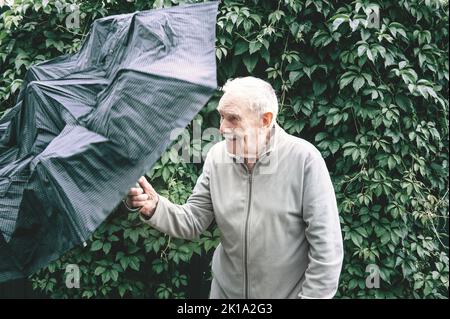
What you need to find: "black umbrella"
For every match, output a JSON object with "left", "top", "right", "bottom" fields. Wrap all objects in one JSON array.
[{"left": 0, "top": 1, "right": 219, "bottom": 282}]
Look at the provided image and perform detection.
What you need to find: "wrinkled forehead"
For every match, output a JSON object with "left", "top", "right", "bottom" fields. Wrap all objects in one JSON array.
[{"left": 217, "top": 91, "right": 252, "bottom": 115}]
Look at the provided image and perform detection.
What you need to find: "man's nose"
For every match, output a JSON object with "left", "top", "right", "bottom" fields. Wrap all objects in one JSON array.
[{"left": 219, "top": 120, "right": 227, "bottom": 135}]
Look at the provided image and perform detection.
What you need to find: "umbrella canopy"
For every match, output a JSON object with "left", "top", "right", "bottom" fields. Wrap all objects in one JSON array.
[{"left": 0, "top": 1, "right": 218, "bottom": 282}]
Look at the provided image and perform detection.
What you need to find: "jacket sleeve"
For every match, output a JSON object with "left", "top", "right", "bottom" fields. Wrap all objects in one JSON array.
[
  {"left": 299, "top": 153, "right": 344, "bottom": 299},
  {"left": 140, "top": 153, "right": 214, "bottom": 240}
]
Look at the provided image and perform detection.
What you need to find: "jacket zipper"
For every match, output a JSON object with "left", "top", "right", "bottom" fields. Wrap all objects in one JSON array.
[
  {"left": 241, "top": 129, "right": 275, "bottom": 298},
  {"left": 243, "top": 166, "right": 254, "bottom": 299}
]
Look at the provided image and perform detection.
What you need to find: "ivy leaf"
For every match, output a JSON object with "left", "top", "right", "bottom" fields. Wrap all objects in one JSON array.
[
  {"left": 353, "top": 76, "right": 365, "bottom": 93},
  {"left": 243, "top": 54, "right": 258, "bottom": 73},
  {"left": 313, "top": 81, "right": 327, "bottom": 96},
  {"left": 248, "top": 41, "right": 262, "bottom": 55},
  {"left": 329, "top": 141, "right": 340, "bottom": 154},
  {"left": 234, "top": 41, "right": 248, "bottom": 55},
  {"left": 332, "top": 17, "right": 347, "bottom": 31},
  {"left": 91, "top": 241, "right": 103, "bottom": 252},
  {"left": 289, "top": 71, "right": 303, "bottom": 84}
]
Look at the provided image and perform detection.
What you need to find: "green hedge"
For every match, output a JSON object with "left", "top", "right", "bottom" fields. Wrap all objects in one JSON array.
[{"left": 0, "top": 0, "right": 448, "bottom": 298}]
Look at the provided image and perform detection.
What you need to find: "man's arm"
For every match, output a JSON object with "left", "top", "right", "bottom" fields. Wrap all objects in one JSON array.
[
  {"left": 299, "top": 153, "right": 344, "bottom": 299},
  {"left": 125, "top": 153, "right": 214, "bottom": 240}
]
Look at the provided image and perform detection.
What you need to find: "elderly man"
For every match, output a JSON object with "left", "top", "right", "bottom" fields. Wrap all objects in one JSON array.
[{"left": 124, "top": 77, "right": 344, "bottom": 299}]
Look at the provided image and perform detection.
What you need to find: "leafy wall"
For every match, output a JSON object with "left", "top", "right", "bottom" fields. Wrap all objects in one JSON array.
[{"left": 0, "top": 0, "right": 448, "bottom": 298}]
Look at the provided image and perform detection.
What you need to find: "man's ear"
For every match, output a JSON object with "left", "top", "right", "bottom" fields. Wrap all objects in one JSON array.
[{"left": 261, "top": 112, "right": 273, "bottom": 128}]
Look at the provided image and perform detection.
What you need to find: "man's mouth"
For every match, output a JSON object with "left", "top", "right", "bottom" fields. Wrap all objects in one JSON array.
[{"left": 223, "top": 133, "right": 238, "bottom": 141}]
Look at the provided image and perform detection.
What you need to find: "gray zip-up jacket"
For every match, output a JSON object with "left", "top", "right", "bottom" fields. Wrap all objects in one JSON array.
[{"left": 142, "top": 124, "right": 344, "bottom": 298}]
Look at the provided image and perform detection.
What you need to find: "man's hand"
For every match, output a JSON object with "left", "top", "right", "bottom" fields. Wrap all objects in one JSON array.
[{"left": 126, "top": 176, "right": 159, "bottom": 218}]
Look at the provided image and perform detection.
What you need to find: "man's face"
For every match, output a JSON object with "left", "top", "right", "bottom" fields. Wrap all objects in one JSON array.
[{"left": 217, "top": 93, "right": 270, "bottom": 160}]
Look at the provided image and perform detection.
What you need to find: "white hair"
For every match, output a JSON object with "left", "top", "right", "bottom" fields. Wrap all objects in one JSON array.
[{"left": 221, "top": 76, "right": 278, "bottom": 125}]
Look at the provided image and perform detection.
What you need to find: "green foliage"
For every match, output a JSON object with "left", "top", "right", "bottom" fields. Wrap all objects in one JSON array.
[{"left": 0, "top": 0, "right": 448, "bottom": 298}]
